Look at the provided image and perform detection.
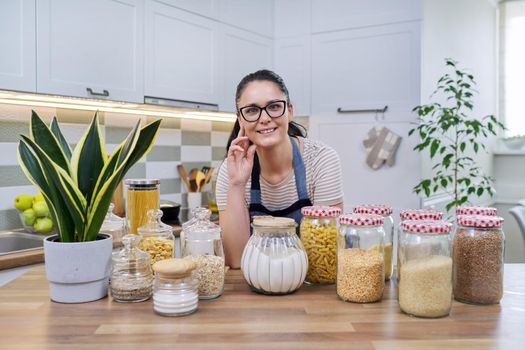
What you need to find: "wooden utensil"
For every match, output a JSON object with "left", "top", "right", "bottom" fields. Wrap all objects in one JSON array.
[
  {"left": 203, "top": 167, "right": 214, "bottom": 186},
  {"left": 195, "top": 171, "right": 206, "bottom": 192},
  {"left": 177, "top": 165, "right": 191, "bottom": 192},
  {"left": 188, "top": 168, "right": 199, "bottom": 192}
]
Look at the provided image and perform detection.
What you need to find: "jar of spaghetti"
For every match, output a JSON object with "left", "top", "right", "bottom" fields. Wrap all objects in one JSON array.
[{"left": 125, "top": 179, "right": 160, "bottom": 234}]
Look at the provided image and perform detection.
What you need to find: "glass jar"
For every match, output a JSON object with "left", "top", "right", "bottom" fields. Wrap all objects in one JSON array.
[
  {"left": 398, "top": 220, "right": 453, "bottom": 318},
  {"left": 337, "top": 214, "right": 385, "bottom": 303},
  {"left": 138, "top": 209, "right": 175, "bottom": 266},
  {"left": 110, "top": 234, "right": 153, "bottom": 302},
  {"left": 456, "top": 206, "right": 497, "bottom": 216},
  {"left": 125, "top": 179, "right": 160, "bottom": 234},
  {"left": 181, "top": 207, "right": 225, "bottom": 300},
  {"left": 152, "top": 258, "right": 199, "bottom": 316},
  {"left": 241, "top": 216, "right": 308, "bottom": 295},
  {"left": 300, "top": 206, "right": 341, "bottom": 284},
  {"left": 453, "top": 215, "right": 505, "bottom": 305},
  {"left": 353, "top": 205, "right": 393, "bottom": 280},
  {"left": 100, "top": 203, "right": 126, "bottom": 245}
]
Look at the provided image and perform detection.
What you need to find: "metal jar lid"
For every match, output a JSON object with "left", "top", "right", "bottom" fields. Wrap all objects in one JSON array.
[{"left": 125, "top": 178, "right": 160, "bottom": 189}]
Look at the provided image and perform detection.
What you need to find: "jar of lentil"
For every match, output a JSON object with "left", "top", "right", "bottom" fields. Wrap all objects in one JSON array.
[
  {"left": 456, "top": 206, "right": 497, "bottom": 216},
  {"left": 138, "top": 209, "right": 175, "bottom": 266},
  {"left": 181, "top": 207, "right": 225, "bottom": 300},
  {"left": 110, "top": 234, "right": 153, "bottom": 302},
  {"left": 353, "top": 205, "right": 394, "bottom": 280},
  {"left": 453, "top": 215, "right": 505, "bottom": 305},
  {"left": 396, "top": 209, "right": 443, "bottom": 280},
  {"left": 398, "top": 220, "right": 452, "bottom": 318},
  {"left": 152, "top": 258, "right": 199, "bottom": 316},
  {"left": 125, "top": 179, "right": 160, "bottom": 234},
  {"left": 241, "top": 217, "right": 308, "bottom": 295},
  {"left": 337, "top": 214, "right": 385, "bottom": 303},
  {"left": 300, "top": 206, "right": 341, "bottom": 284}
]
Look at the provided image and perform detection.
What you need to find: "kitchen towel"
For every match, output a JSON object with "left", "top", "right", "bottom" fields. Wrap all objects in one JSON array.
[{"left": 363, "top": 126, "right": 402, "bottom": 170}]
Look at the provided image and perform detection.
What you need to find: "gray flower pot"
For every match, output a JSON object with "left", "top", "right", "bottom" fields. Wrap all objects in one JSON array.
[{"left": 43, "top": 234, "right": 113, "bottom": 303}]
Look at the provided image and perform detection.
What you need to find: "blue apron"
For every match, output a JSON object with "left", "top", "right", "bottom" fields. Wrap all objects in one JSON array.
[{"left": 248, "top": 138, "right": 312, "bottom": 234}]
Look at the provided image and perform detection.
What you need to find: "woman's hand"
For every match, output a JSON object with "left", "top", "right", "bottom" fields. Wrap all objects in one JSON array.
[{"left": 227, "top": 124, "right": 257, "bottom": 187}]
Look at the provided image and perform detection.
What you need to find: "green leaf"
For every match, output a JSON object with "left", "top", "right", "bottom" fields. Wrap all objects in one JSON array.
[
  {"left": 50, "top": 117, "right": 73, "bottom": 160},
  {"left": 473, "top": 142, "right": 479, "bottom": 153},
  {"left": 441, "top": 178, "right": 448, "bottom": 188},
  {"left": 430, "top": 139, "right": 439, "bottom": 158},
  {"left": 460, "top": 142, "right": 466, "bottom": 152},
  {"left": 476, "top": 187, "right": 484, "bottom": 196}
]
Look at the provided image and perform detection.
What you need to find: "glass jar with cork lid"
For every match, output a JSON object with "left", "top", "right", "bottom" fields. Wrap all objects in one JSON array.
[
  {"left": 125, "top": 179, "right": 160, "bottom": 234},
  {"left": 138, "top": 209, "right": 175, "bottom": 266}
]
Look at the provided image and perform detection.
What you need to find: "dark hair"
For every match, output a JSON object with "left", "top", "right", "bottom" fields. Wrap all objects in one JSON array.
[{"left": 226, "top": 69, "right": 307, "bottom": 152}]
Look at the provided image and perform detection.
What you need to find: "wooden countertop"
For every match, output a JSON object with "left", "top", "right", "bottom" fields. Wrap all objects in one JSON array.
[{"left": 0, "top": 264, "right": 524, "bottom": 349}]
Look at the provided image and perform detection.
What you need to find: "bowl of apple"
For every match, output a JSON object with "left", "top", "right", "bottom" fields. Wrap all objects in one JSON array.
[{"left": 14, "top": 193, "right": 55, "bottom": 234}]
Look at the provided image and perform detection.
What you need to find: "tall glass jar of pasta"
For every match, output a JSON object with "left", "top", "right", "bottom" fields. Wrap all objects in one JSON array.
[
  {"left": 125, "top": 179, "right": 160, "bottom": 234},
  {"left": 300, "top": 206, "right": 341, "bottom": 284},
  {"left": 353, "top": 205, "right": 393, "bottom": 280}
]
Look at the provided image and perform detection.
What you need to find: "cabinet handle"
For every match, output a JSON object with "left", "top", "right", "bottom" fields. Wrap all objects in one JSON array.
[
  {"left": 337, "top": 106, "right": 388, "bottom": 114},
  {"left": 86, "top": 88, "right": 110, "bottom": 97}
]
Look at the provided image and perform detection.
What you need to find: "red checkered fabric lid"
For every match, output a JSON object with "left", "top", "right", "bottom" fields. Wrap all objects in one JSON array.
[
  {"left": 456, "top": 206, "right": 497, "bottom": 216},
  {"left": 339, "top": 214, "right": 384, "bottom": 226},
  {"left": 301, "top": 206, "right": 342, "bottom": 217},
  {"left": 400, "top": 209, "right": 443, "bottom": 220},
  {"left": 353, "top": 204, "right": 393, "bottom": 216},
  {"left": 456, "top": 215, "right": 504, "bottom": 228},
  {"left": 401, "top": 220, "right": 452, "bottom": 234}
]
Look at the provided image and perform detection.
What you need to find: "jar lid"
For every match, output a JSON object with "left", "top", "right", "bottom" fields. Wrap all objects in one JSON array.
[
  {"left": 301, "top": 205, "right": 342, "bottom": 217},
  {"left": 456, "top": 206, "right": 497, "bottom": 216},
  {"left": 400, "top": 209, "right": 443, "bottom": 221},
  {"left": 112, "top": 234, "right": 151, "bottom": 266},
  {"left": 401, "top": 220, "right": 452, "bottom": 234},
  {"left": 183, "top": 207, "right": 220, "bottom": 235},
  {"left": 138, "top": 209, "right": 173, "bottom": 237},
  {"left": 252, "top": 216, "right": 297, "bottom": 228},
  {"left": 353, "top": 204, "right": 393, "bottom": 216},
  {"left": 153, "top": 258, "right": 197, "bottom": 278},
  {"left": 125, "top": 178, "right": 160, "bottom": 189},
  {"left": 100, "top": 203, "right": 125, "bottom": 231},
  {"left": 456, "top": 215, "right": 504, "bottom": 228},
  {"left": 339, "top": 213, "right": 384, "bottom": 226}
]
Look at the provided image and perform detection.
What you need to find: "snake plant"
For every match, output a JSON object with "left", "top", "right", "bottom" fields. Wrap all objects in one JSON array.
[{"left": 17, "top": 111, "right": 161, "bottom": 242}]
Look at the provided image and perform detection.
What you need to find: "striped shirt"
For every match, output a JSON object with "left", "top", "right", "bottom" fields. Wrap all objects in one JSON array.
[{"left": 216, "top": 137, "right": 344, "bottom": 211}]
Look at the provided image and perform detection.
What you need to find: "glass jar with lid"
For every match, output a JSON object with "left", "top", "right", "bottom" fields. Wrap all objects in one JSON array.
[
  {"left": 125, "top": 179, "right": 160, "bottom": 234},
  {"left": 456, "top": 206, "right": 497, "bottom": 216},
  {"left": 353, "top": 205, "right": 393, "bottom": 280},
  {"left": 398, "top": 220, "right": 453, "bottom": 318},
  {"left": 337, "top": 214, "right": 385, "bottom": 303},
  {"left": 300, "top": 206, "right": 341, "bottom": 284},
  {"left": 138, "top": 209, "right": 175, "bottom": 266},
  {"left": 453, "top": 215, "right": 505, "bottom": 305},
  {"left": 110, "top": 234, "right": 153, "bottom": 302},
  {"left": 181, "top": 207, "right": 225, "bottom": 299},
  {"left": 100, "top": 203, "right": 126, "bottom": 245},
  {"left": 241, "top": 216, "right": 308, "bottom": 295},
  {"left": 152, "top": 258, "right": 199, "bottom": 316}
]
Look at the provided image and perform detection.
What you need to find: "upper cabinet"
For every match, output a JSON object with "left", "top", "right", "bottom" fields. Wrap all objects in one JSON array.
[
  {"left": 145, "top": 1, "right": 219, "bottom": 104},
  {"left": 36, "top": 0, "right": 144, "bottom": 103},
  {"left": 0, "top": 0, "right": 36, "bottom": 92},
  {"left": 218, "top": 0, "right": 273, "bottom": 38},
  {"left": 155, "top": 0, "right": 219, "bottom": 19}
]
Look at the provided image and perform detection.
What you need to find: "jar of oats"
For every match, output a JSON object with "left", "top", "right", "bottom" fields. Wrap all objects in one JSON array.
[
  {"left": 398, "top": 220, "right": 452, "bottom": 318},
  {"left": 453, "top": 215, "right": 505, "bottom": 305},
  {"left": 353, "top": 205, "right": 394, "bottom": 281},
  {"left": 138, "top": 209, "right": 175, "bottom": 266},
  {"left": 300, "top": 206, "right": 341, "bottom": 284},
  {"left": 337, "top": 214, "right": 385, "bottom": 303}
]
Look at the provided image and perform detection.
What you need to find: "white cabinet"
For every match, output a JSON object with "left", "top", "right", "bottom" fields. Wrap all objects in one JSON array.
[
  {"left": 145, "top": 1, "right": 219, "bottom": 104},
  {"left": 153, "top": 0, "right": 219, "bottom": 19},
  {"left": 0, "top": 0, "right": 36, "bottom": 92},
  {"left": 36, "top": 0, "right": 144, "bottom": 103},
  {"left": 219, "top": 0, "right": 274, "bottom": 37},
  {"left": 274, "top": 36, "right": 310, "bottom": 116},
  {"left": 218, "top": 25, "right": 273, "bottom": 112}
]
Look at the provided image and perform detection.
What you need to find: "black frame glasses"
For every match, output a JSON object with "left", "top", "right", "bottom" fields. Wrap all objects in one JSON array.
[{"left": 238, "top": 100, "right": 287, "bottom": 122}]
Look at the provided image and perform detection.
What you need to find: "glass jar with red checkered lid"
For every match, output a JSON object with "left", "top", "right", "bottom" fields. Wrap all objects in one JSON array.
[
  {"left": 300, "top": 206, "right": 342, "bottom": 284},
  {"left": 456, "top": 206, "right": 497, "bottom": 216},
  {"left": 337, "top": 214, "right": 385, "bottom": 303},
  {"left": 353, "top": 205, "right": 393, "bottom": 281},
  {"left": 398, "top": 220, "right": 453, "bottom": 318},
  {"left": 453, "top": 215, "right": 505, "bottom": 305}
]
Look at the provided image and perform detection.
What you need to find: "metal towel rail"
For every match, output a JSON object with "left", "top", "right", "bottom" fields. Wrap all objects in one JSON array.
[{"left": 337, "top": 106, "right": 388, "bottom": 114}]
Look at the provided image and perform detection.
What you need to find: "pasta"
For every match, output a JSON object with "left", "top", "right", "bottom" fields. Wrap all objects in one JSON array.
[
  {"left": 126, "top": 188, "right": 159, "bottom": 234},
  {"left": 300, "top": 221, "right": 337, "bottom": 283}
]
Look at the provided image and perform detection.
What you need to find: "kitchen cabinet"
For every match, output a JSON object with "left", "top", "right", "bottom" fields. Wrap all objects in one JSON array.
[
  {"left": 36, "top": 0, "right": 144, "bottom": 103},
  {"left": 0, "top": 0, "right": 36, "bottom": 92},
  {"left": 218, "top": 0, "right": 274, "bottom": 38},
  {"left": 218, "top": 25, "right": 273, "bottom": 112},
  {"left": 145, "top": 1, "right": 219, "bottom": 104},
  {"left": 152, "top": 0, "right": 219, "bottom": 19}
]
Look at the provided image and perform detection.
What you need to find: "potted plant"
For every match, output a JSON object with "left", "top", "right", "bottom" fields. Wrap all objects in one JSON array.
[
  {"left": 409, "top": 59, "right": 505, "bottom": 213},
  {"left": 17, "top": 111, "right": 161, "bottom": 303}
]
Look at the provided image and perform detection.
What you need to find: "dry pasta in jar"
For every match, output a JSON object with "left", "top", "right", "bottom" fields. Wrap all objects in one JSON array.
[
  {"left": 138, "top": 209, "right": 175, "bottom": 266},
  {"left": 300, "top": 206, "right": 341, "bottom": 284}
]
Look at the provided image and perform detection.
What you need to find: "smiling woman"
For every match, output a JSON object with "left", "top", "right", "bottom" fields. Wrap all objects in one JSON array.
[{"left": 216, "top": 70, "right": 344, "bottom": 268}]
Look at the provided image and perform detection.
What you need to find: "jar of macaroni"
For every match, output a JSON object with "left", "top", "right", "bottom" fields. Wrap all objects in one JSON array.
[
  {"left": 125, "top": 179, "right": 160, "bottom": 234},
  {"left": 138, "top": 209, "right": 175, "bottom": 266}
]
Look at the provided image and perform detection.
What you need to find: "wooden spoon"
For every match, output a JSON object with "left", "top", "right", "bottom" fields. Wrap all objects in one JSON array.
[
  {"left": 177, "top": 164, "right": 191, "bottom": 192},
  {"left": 195, "top": 171, "right": 206, "bottom": 192},
  {"left": 188, "top": 168, "right": 199, "bottom": 192},
  {"left": 203, "top": 167, "right": 214, "bottom": 186}
]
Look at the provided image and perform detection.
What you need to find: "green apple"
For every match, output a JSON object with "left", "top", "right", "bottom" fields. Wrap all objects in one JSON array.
[
  {"left": 33, "top": 192, "right": 45, "bottom": 203},
  {"left": 34, "top": 217, "right": 53, "bottom": 233},
  {"left": 22, "top": 208, "right": 36, "bottom": 226},
  {"left": 14, "top": 194, "right": 33, "bottom": 211},
  {"left": 33, "top": 200, "right": 49, "bottom": 217}
]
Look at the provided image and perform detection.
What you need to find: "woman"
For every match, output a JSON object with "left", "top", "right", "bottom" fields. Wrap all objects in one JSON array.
[{"left": 216, "top": 69, "right": 344, "bottom": 268}]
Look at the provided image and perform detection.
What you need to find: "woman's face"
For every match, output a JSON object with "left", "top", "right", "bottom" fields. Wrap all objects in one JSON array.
[{"left": 237, "top": 80, "right": 293, "bottom": 148}]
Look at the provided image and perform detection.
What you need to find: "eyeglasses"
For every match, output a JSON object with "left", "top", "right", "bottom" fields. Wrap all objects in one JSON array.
[{"left": 238, "top": 100, "right": 287, "bottom": 122}]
